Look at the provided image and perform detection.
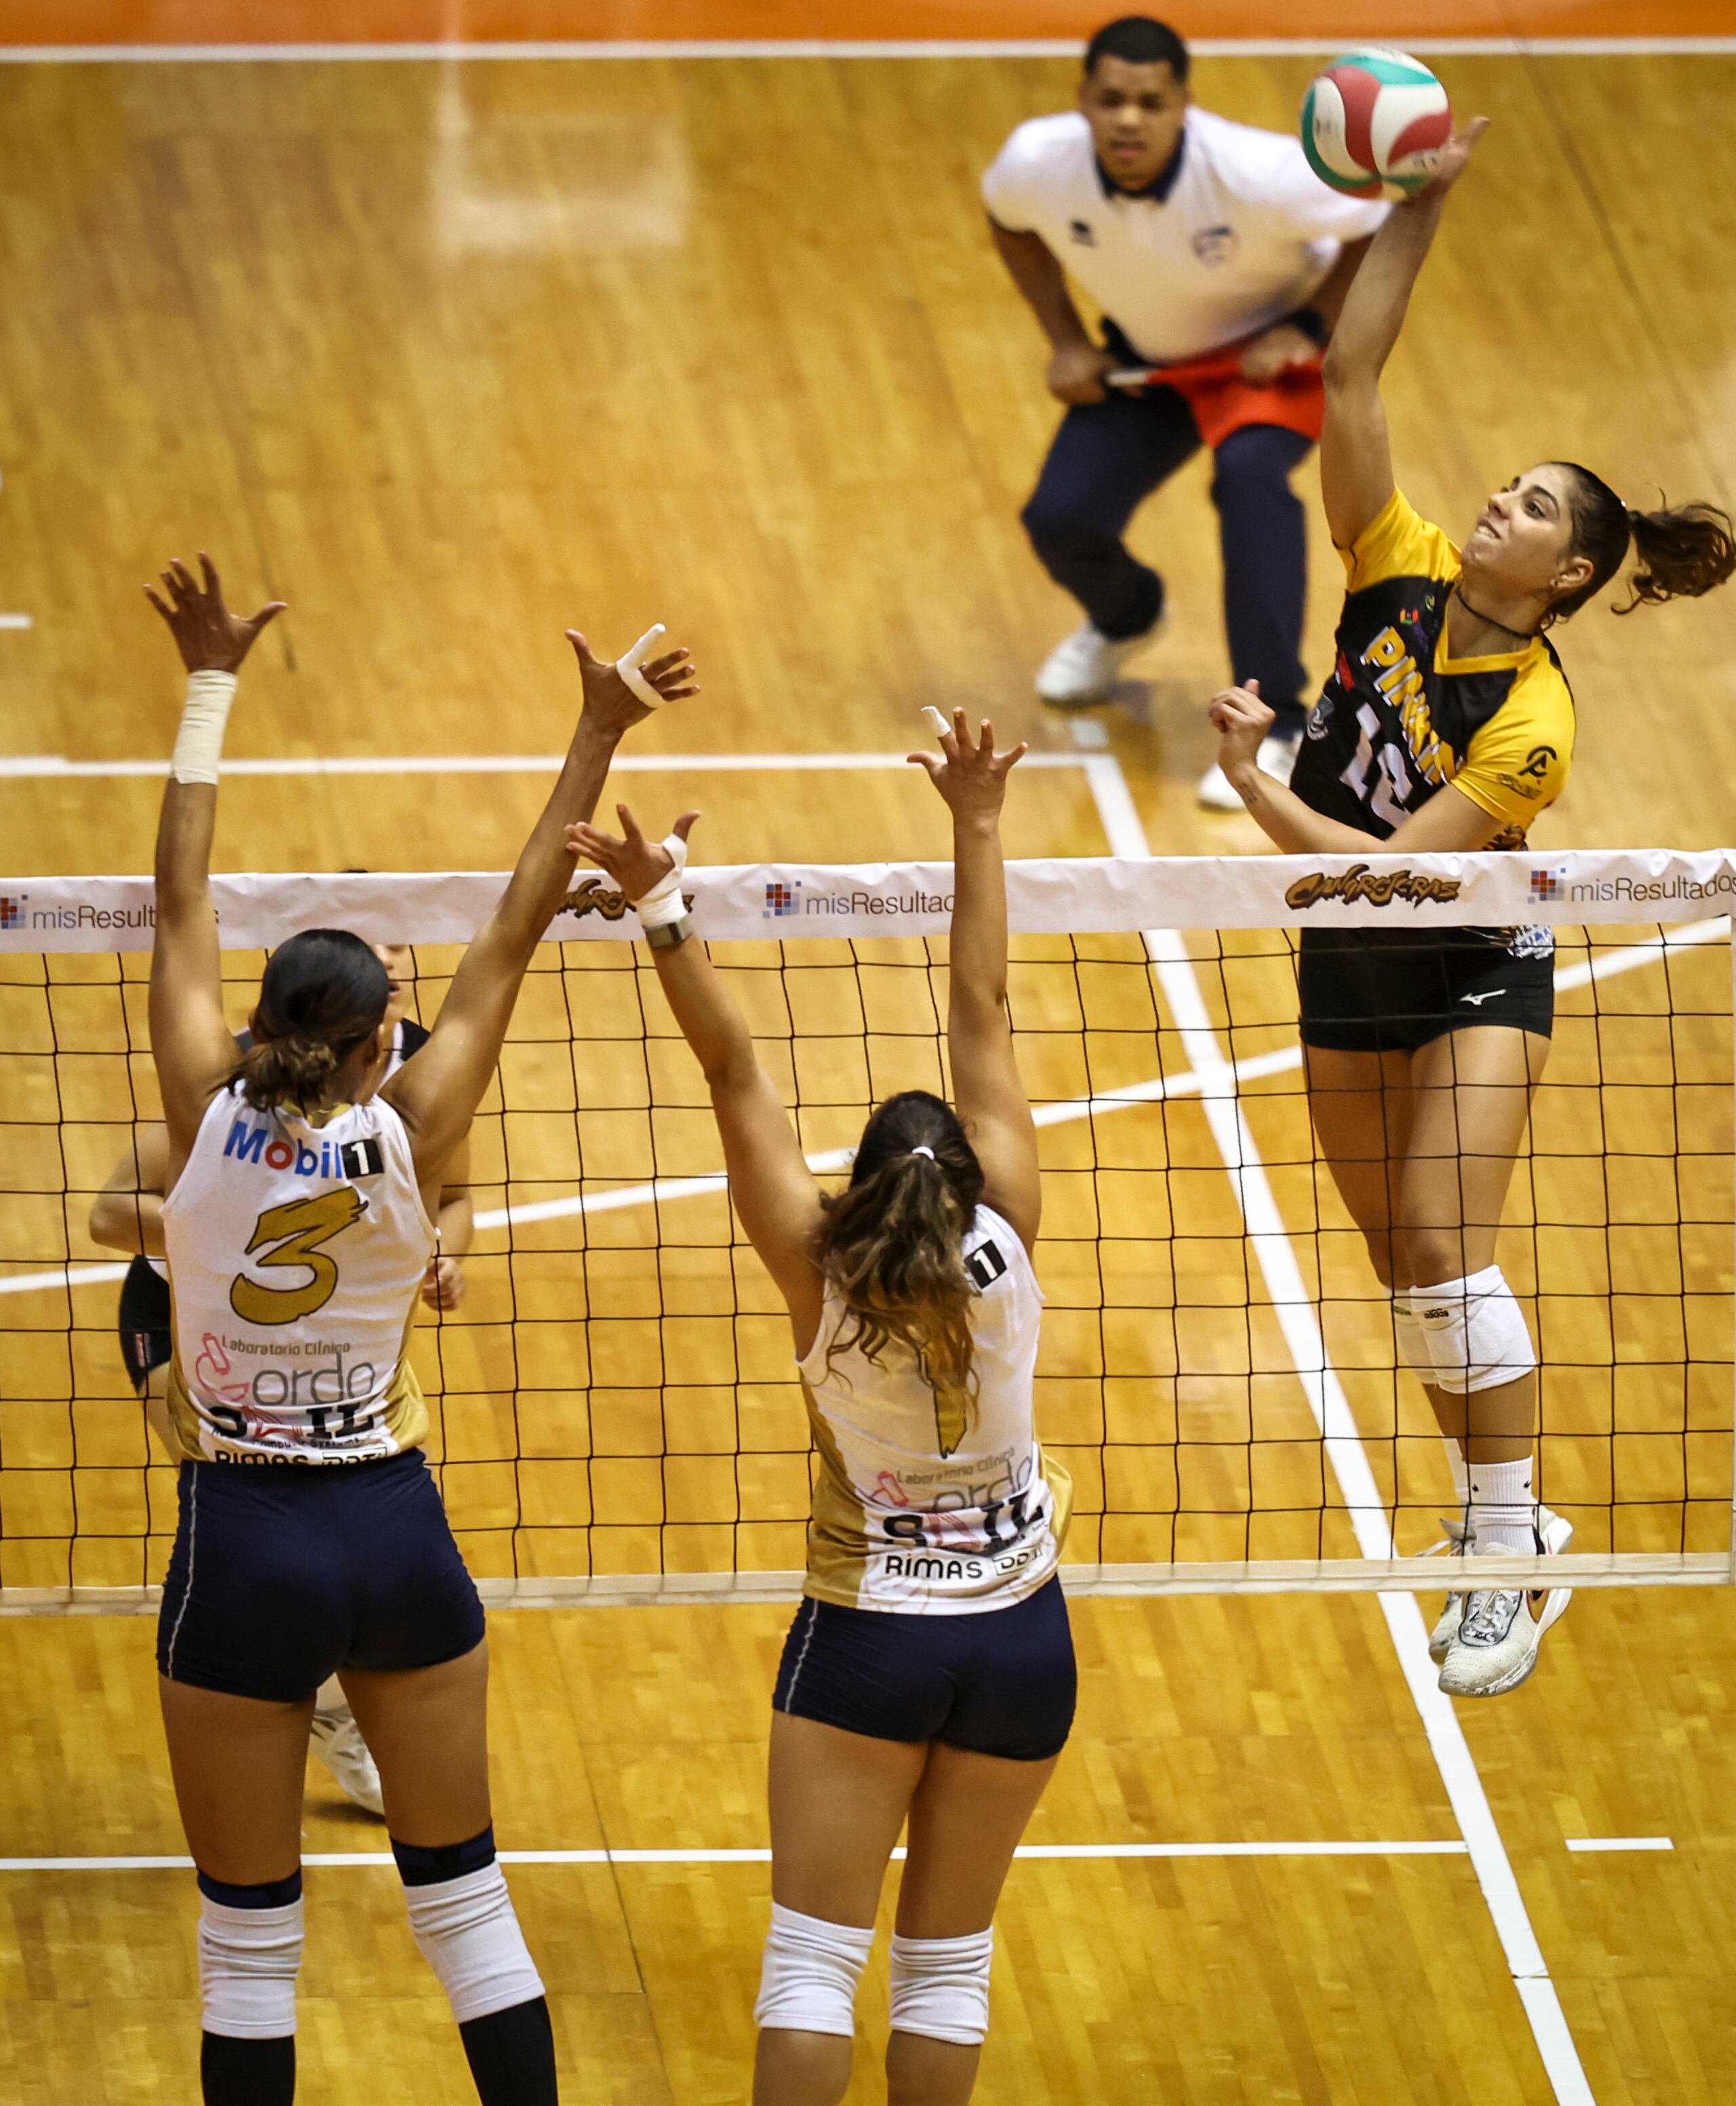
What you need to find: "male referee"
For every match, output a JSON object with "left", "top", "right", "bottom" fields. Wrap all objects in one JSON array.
[{"left": 985, "top": 16, "right": 1387, "bottom": 805}]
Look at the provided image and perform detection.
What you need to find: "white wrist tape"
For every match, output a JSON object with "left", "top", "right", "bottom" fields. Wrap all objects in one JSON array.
[
  {"left": 170, "top": 669, "right": 239, "bottom": 785},
  {"left": 633, "top": 831, "right": 690, "bottom": 931},
  {"left": 615, "top": 624, "right": 668, "bottom": 709}
]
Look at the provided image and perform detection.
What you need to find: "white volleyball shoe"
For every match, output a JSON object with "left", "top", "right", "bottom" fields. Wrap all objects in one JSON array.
[
  {"left": 1438, "top": 1507, "right": 1575, "bottom": 1698},
  {"left": 1034, "top": 614, "right": 1164, "bottom": 707}
]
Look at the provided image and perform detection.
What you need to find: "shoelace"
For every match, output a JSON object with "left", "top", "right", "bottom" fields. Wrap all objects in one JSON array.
[
  {"left": 1458, "top": 1585, "right": 1524, "bottom": 1646},
  {"left": 1419, "top": 1514, "right": 1476, "bottom": 1562}
]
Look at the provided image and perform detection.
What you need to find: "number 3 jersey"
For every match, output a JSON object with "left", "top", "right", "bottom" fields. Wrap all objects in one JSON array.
[
  {"left": 159, "top": 1085, "right": 436, "bottom": 1464},
  {"left": 795, "top": 1206, "right": 1073, "bottom": 1615},
  {"left": 1291, "top": 489, "right": 1576, "bottom": 852}
]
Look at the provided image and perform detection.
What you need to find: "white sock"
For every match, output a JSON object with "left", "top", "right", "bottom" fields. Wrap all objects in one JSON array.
[{"left": 1467, "top": 1456, "right": 1535, "bottom": 1553}]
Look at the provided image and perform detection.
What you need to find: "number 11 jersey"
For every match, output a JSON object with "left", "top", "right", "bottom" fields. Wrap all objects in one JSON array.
[{"left": 160, "top": 1085, "right": 435, "bottom": 1463}]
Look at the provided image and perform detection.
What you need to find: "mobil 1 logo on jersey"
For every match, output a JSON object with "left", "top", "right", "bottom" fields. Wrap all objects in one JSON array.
[{"left": 966, "top": 1239, "right": 1007, "bottom": 1291}]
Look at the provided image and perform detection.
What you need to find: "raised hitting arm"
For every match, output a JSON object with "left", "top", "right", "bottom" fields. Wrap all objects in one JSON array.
[
  {"left": 909, "top": 709, "right": 1040, "bottom": 1252},
  {"left": 145, "top": 557, "right": 286, "bottom": 1170},
  {"left": 566, "top": 806, "right": 827, "bottom": 1349},
  {"left": 384, "top": 629, "right": 697, "bottom": 1193},
  {"left": 1319, "top": 121, "right": 1486, "bottom": 551}
]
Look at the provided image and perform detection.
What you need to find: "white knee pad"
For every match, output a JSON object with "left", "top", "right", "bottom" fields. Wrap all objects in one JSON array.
[
  {"left": 1408, "top": 1267, "right": 1535, "bottom": 1394},
  {"left": 199, "top": 1894, "right": 304, "bottom": 2040},
  {"left": 1390, "top": 1295, "right": 1432, "bottom": 1375},
  {"left": 403, "top": 1862, "right": 545, "bottom": 2023},
  {"left": 888, "top": 1927, "right": 995, "bottom": 2046},
  {"left": 753, "top": 1902, "right": 875, "bottom": 2038}
]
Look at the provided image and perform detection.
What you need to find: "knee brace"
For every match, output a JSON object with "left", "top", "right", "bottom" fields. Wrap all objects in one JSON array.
[
  {"left": 395, "top": 1828, "right": 545, "bottom": 2024},
  {"left": 889, "top": 1927, "right": 995, "bottom": 2046},
  {"left": 197, "top": 1869, "right": 304, "bottom": 2040},
  {"left": 753, "top": 1902, "right": 875, "bottom": 2038},
  {"left": 1390, "top": 1294, "right": 1432, "bottom": 1376},
  {"left": 1408, "top": 1268, "right": 1536, "bottom": 1394}
]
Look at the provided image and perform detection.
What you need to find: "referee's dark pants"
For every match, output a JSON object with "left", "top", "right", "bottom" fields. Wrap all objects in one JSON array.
[{"left": 1021, "top": 376, "right": 1313, "bottom": 735}]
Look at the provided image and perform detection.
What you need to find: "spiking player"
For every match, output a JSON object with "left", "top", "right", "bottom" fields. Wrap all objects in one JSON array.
[
  {"left": 574, "top": 709, "right": 1073, "bottom": 2106},
  {"left": 1208, "top": 122, "right": 1734, "bottom": 1695},
  {"left": 141, "top": 551, "right": 694, "bottom": 2104}
]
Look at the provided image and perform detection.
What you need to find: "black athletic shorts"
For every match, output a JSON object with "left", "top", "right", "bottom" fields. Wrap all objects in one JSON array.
[
  {"left": 1297, "top": 928, "right": 1555, "bottom": 1054},
  {"left": 118, "top": 1255, "right": 173, "bottom": 1394},
  {"left": 772, "top": 1576, "right": 1076, "bottom": 1763},
  {"left": 157, "top": 1448, "right": 486, "bottom": 1703}
]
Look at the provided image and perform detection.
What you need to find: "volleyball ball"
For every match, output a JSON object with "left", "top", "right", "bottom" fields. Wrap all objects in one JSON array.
[{"left": 1301, "top": 49, "right": 1453, "bottom": 201}]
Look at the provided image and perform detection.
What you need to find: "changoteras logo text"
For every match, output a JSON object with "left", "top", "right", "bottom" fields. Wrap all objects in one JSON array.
[{"left": 1284, "top": 865, "right": 1462, "bottom": 910}]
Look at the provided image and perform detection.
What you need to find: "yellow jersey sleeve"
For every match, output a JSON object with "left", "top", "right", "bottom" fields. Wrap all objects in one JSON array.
[
  {"left": 1340, "top": 489, "right": 1457, "bottom": 592},
  {"left": 1454, "top": 656, "right": 1575, "bottom": 827}
]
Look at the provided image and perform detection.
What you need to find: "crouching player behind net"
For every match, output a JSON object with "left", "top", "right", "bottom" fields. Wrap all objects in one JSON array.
[
  {"left": 572, "top": 711, "right": 1074, "bottom": 2106},
  {"left": 1207, "top": 123, "right": 1735, "bottom": 1696},
  {"left": 143, "top": 553, "right": 695, "bottom": 2105}
]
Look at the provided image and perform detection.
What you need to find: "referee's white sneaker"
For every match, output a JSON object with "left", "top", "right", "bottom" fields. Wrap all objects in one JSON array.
[
  {"left": 1034, "top": 614, "right": 1162, "bottom": 707},
  {"left": 1438, "top": 1507, "right": 1574, "bottom": 1699},
  {"left": 310, "top": 1701, "right": 386, "bottom": 1816},
  {"left": 1197, "top": 728, "right": 1299, "bottom": 811}
]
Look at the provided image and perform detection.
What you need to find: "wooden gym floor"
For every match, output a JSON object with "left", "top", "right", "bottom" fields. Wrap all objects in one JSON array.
[{"left": 2, "top": 24, "right": 1735, "bottom": 2105}]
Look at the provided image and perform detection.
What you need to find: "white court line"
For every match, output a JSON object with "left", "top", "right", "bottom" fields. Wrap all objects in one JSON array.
[
  {"left": 3, "top": 38, "right": 1733, "bottom": 60},
  {"left": 1564, "top": 1837, "right": 1674, "bottom": 1852},
  {"left": 0, "top": 614, "right": 31, "bottom": 631},
  {"left": 2, "top": 918, "right": 1719, "bottom": 1301},
  {"left": 1077, "top": 738, "right": 1596, "bottom": 2106},
  {"left": 0, "top": 1839, "right": 1474, "bottom": 1873},
  {"left": 0, "top": 750, "right": 1083, "bottom": 780}
]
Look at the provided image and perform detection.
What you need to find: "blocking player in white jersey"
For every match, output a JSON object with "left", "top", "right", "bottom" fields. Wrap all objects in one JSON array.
[
  {"left": 142, "top": 552, "right": 696, "bottom": 2106},
  {"left": 89, "top": 987, "right": 472, "bottom": 1817},
  {"left": 573, "top": 710, "right": 1072, "bottom": 2106}
]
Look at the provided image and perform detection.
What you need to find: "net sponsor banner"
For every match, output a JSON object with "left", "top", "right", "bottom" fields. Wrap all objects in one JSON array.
[{"left": 2, "top": 847, "right": 1733, "bottom": 950}]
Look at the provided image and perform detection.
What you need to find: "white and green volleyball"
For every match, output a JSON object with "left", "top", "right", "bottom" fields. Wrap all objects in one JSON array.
[{"left": 1301, "top": 49, "right": 1453, "bottom": 201}]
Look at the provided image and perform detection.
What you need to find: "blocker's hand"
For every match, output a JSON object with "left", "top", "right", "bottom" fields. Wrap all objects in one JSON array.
[
  {"left": 1414, "top": 115, "right": 1491, "bottom": 205},
  {"left": 568, "top": 803, "right": 701, "bottom": 902},
  {"left": 144, "top": 553, "right": 285, "bottom": 674},
  {"left": 566, "top": 628, "right": 699, "bottom": 740},
  {"left": 908, "top": 707, "right": 1027, "bottom": 823},
  {"left": 1207, "top": 678, "right": 1276, "bottom": 782}
]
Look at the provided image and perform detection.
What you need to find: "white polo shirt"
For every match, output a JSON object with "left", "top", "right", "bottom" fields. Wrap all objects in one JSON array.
[{"left": 983, "top": 106, "right": 1387, "bottom": 365}]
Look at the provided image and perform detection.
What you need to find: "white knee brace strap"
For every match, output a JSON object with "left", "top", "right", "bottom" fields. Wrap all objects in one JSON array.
[
  {"left": 889, "top": 1928, "right": 995, "bottom": 2046},
  {"left": 404, "top": 1863, "right": 545, "bottom": 2023},
  {"left": 1408, "top": 1267, "right": 1535, "bottom": 1394},
  {"left": 1390, "top": 1295, "right": 1432, "bottom": 1376},
  {"left": 754, "top": 1903, "right": 875, "bottom": 2038},
  {"left": 199, "top": 1894, "right": 304, "bottom": 2040}
]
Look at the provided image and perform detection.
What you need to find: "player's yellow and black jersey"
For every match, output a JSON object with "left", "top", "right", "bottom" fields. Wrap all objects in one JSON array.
[{"left": 1290, "top": 489, "right": 1576, "bottom": 848}]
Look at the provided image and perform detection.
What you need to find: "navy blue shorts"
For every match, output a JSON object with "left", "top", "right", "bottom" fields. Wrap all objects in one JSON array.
[
  {"left": 773, "top": 1577, "right": 1076, "bottom": 1763},
  {"left": 157, "top": 1449, "right": 486, "bottom": 1703}
]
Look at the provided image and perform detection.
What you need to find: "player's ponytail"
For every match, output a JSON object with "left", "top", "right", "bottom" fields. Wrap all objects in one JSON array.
[
  {"left": 235, "top": 928, "right": 390, "bottom": 1116},
  {"left": 816, "top": 1090, "right": 986, "bottom": 1446},
  {"left": 1546, "top": 463, "right": 1735, "bottom": 624}
]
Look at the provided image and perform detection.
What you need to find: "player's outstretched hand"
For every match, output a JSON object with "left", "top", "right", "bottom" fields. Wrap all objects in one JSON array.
[
  {"left": 1415, "top": 116, "right": 1490, "bottom": 205},
  {"left": 144, "top": 553, "right": 285, "bottom": 675},
  {"left": 566, "top": 628, "right": 699, "bottom": 740},
  {"left": 1207, "top": 678, "right": 1276, "bottom": 783},
  {"left": 568, "top": 803, "right": 701, "bottom": 902},
  {"left": 908, "top": 707, "right": 1027, "bottom": 824}
]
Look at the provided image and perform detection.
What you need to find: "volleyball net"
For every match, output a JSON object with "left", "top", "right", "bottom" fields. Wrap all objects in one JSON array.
[{"left": 1, "top": 846, "right": 1731, "bottom": 1610}]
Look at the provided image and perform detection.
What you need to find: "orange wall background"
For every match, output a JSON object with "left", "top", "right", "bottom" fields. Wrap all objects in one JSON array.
[{"left": 3, "top": 0, "right": 1727, "bottom": 47}]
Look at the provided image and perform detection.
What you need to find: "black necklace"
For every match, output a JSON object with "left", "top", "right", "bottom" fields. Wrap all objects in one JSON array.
[{"left": 1452, "top": 581, "right": 1537, "bottom": 642}]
